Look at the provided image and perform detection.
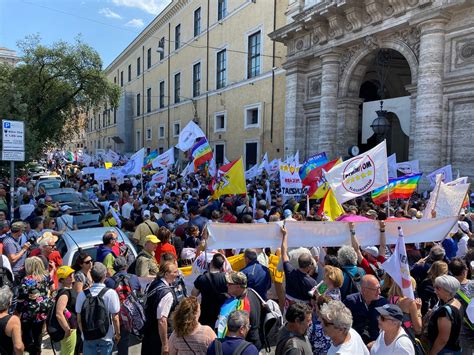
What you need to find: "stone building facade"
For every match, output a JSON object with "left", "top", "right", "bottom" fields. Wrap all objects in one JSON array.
[
  {"left": 271, "top": 0, "right": 474, "bottom": 181},
  {"left": 86, "top": 0, "right": 287, "bottom": 169}
]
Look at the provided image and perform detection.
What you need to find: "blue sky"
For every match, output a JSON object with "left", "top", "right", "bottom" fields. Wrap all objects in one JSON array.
[{"left": 0, "top": 0, "right": 171, "bottom": 67}]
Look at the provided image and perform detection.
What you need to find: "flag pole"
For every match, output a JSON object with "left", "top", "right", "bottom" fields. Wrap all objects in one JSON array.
[
  {"left": 306, "top": 194, "right": 310, "bottom": 218},
  {"left": 387, "top": 185, "right": 390, "bottom": 218}
]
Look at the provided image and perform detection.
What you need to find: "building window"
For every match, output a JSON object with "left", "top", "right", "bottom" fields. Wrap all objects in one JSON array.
[
  {"left": 173, "top": 122, "right": 181, "bottom": 137},
  {"left": 245, "top": 104, "right": 260, "bottom": 128},
  {"left": 136, "top": 130, "right": 141, "bottom": 150},
  {"left": 174, "top": 73, "right": 181, "bottom": 103},
  {"left": 128, "top": 64, "right": 131, "bottom": 81},
  {"left": 114, "top": 76, "right": 116, "bottom": 84},
  {"left": 137, "top": 57, "right": 141, "bottom": 76},
  {"left": 175, "top": 24, "right": 181, "bottom": 50},
  {"left": 147, "top": 48, "right": 152, "bottom": 69},
  {"left": 193, "top": 62, "right": 201, "bottom": 97},
  {"left": 214, "top": 111, "right": 226, "bottom": 132},
  {"left": 248, "top": 31, "right": 261, "bottom": 79},
  {"left": 158, "top": 37, "right": 165, "bottom": 60},
  {"left": 159, "top": 147, "right": 164, "bottom": 154},
  {"left": 146, "top": 128, "right": 152, "bottom": 141},
  {"left": 218, "top": 0, "right": 227, "bottom": 21},
  {"left": 216, "top": 49, "right": 226, "bottom": 89},
  {"left": 120, "top": 71, "right": 123, "bottom": 87},
  {"left": 136, "top": 93, "right": 141, "bottom": 116},
  {"left": 159, "top": 81, "right": 165, "bottom": 108},
  {"left": 245, "top": 142, "right": 258, "bottom": 170},
  {"left": 215, "top": 144, "right": 225, "bottom": 166},
  {"left": 159, "top": 126, "right": 165, "bottom": 138},
  {"left": 147, "top": 88, "right": 152, "bottom": 113},
  {"left": 113, "top": 109, "right": 116, "bottom": 124},
  {"left": 194, "top": 7, "right": 201, "bottom": 37}
]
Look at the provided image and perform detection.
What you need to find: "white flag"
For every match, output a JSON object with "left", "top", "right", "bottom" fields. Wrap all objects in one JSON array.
[
  {"left": 423, "top": 174, "right": 443, "bottom": 219},
  {"left": 396, "top": 159, "right": 420, "bottom": 175},
  {"left": 252, "top": 193, "right": 257, "bottom": 219},
  {"left": 388, "top": 153, "right": 398, "bottom": 179},
  {"left": 182, "top": 162, "right": 194, "bottom": 178},
  {"left": 446, "top": 176, "right": 468, "bottom": 186},
  {"left": 79, "top": 153, "right": 93, "bottom": 166},
  {"left": 325, "top": 141, "right": 388, "bottom": 204},
  {"left": 175, "top": 121, "right": 205, "bottom": 152},
  {"left": 208, "top": 156, "right": 217, "bottom": 177},
  {"left": 426, "top": 165, "right": 453, "bottom": 187},
  {"left": 258, "top": 153, "right": 269, "bottom": 175},
  {"left": 245, "top": 164, "right": 259, "bottom": 180},
  {"left": 152, "top": 148, "right": 175, "bottom": 168},
  {"left": 120, "top": 148, "right": 145, "bottom": 176},
  {"left": 382, "top": 228, "right": 415, "bottom": 300},
  {"left": 265, "top": 180, "right": 272, "bottom": 205},
  {"left": 106, "top": 149, "right": 120, "bottom": 163},
  {"left": 151, "top": 168, "right": 168, "bottom": 185},
  {"left": 434, "top": 183, "right": 470, "bottom": 218},
  {"left": 267, "top": 159, "right": 280, "bottom": 178}
]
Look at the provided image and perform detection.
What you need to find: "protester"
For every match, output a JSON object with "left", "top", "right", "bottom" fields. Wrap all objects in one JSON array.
[
  {"left": 55, "top": 266, "right": 78, "bottom": 355},
  {"left": 135, "top": 234, "right": 160, "bottom": 277},
  {"left": 133, "top": 210, "right": 159, "bottom": 249},
  {"left": 0, "top": 286, "right": 24, "bottom": 355},
  {"left": 2, "top": 221, "right": 30, "bottom": 280},
  {"left": 155, "top": 227, "right": 177, "bottom": 262},
  {"left": 275, "top": 302, "right": 313, "bottom": 354},
  {"left": 56, "top": 205, "right": 77, "bottom": 231},
  {"left": 337, "top": 245, "right": 366, "bottom": 299},
  {"left": 387, "top": 278, "right": 422, "bottom": 335},
  {"left": 418, "top": 260, "right": 448, "bottom": 316},
  {"left": 240, "top": 248, "right": 272, "bottom": 300},
  {"left": 308, "top": 295, "right": 332, "bottom": 354},
  {"left": 96, "top": 230, "right": 119, "bottom": 276},
  {"left": 168, "top": 296, "right": 216, "bottom": 354},
  {"left": 72, "top": 251, "right": 93, "bottom": 294}
]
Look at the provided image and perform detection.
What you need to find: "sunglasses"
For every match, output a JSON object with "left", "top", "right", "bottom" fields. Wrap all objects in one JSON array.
[{"left": 83, "top": 260, "right": 93, "bottom": 264}]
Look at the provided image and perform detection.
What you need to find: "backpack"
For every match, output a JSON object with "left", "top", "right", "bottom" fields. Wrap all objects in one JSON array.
[
  {"left": 248, "top": 288, "right": 283, "bottom": 351},
  {"left": 46, "top": 289, "right": 69, "bottom": 342},
  {"left": 0, "top": 256, "right": 14, "bottom": 289},
  {"left": 214, "top": 338, "right": 251, "bottom": 355},
  {"left": 455, "top": 289, "right": 474, "bottom": 332},
  {"left": 396, "top": 332, "right": 426, "bottom": 355},
  {"left": 112, "top": 274, "right": 146, "bottom": 337},
  {"left": 127, "top": 251, "right": 151, "bottom": 275},
  {"left": 342, "top": 267, "right": 363, "bottom": 298},
  {"left": 80, "top": 288, "right": 111, "bottom": 340}
]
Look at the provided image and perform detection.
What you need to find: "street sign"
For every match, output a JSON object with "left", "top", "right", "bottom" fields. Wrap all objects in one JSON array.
[
  {"left": 2, "top": 119, "right": 25, "bottom": 151},
  {"left": 2, "top": 150, "right": 25, "bottom": 161}
]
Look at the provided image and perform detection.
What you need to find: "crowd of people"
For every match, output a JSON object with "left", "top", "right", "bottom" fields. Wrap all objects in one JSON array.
[{"left": 0, "top": 157, "right": 473, "bottom": 355}]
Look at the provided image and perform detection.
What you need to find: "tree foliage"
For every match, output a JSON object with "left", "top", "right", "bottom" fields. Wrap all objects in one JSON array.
[{"left": 0, "top": 36, "right": 120, "bottom": 159}]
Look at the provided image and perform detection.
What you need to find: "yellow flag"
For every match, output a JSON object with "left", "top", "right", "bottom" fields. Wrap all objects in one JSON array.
[
  {"left": 310, "top": 158, "right": 343, "bottom": 199},
  {"left": 104, "top": 162, "right": 113, "bottom": 169},
  {"left": 320, "top": 188, "right": 344, "bottom": 221},
  {"left": 212, "top": 158, "right": 247, "bottom": 199}
]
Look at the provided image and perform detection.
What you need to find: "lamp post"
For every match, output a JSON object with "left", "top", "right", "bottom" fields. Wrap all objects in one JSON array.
[{"left": 370, "top": 100, "right": 391, "bottom": 140}]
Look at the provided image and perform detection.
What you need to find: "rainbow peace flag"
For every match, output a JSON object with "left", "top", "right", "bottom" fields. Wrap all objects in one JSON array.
[
  {"left": 299, "top": 152, "right": 328, "bottom": 184},
  {"left": 371, "top": 173, "right": 422, "bottom": 205},
  {"left": 143, "top": 149, "right": 158, "bottom": 169},
  {"left": 191, "top": 137, "right": 213, "bottom": 171}
]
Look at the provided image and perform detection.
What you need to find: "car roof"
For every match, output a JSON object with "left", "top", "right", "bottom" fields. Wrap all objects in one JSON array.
[
  {"left": 62, "top": 227, "right": 128, "bottom": 248},
  {"left": 47, "top": 188, "right": 77, "bottom": 195}
]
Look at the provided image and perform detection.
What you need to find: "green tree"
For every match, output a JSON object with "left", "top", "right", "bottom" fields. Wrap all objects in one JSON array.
[{"left": 0, "top": 36, "right": 120, "bottom": 159}]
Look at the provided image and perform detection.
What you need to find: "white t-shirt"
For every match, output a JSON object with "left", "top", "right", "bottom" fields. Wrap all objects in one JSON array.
[
  {"left": 328, "top": 328, "right": 369, "bottom": 355},
  {"left": 121, "top": 202, "right": 133, "bottom": 219},
  {"left": 370, "top": 329, "right": 415, "bottom": 355},
  {"left": 1, "top": 255, "right": 14, "bottom": 281},
  {"left": 75, "top": 283, "right": 120, "bottom": 341}
]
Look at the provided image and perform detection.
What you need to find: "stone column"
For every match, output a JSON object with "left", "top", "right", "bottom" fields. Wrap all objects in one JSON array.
[
  {"left": 318, "top": 50, "right": 342, "bottom": 159},
  {"left": 413, "top": 16, "right": 449, "bottom": 174},
  {"left": 336, "top": 97, "right": 363, "bottom": 158},
  {"left": 405, "top": 84, "right": 417, "bottom": 161},
  {"left": 284, "top": 60, "right": 307, "bottom": 158}
]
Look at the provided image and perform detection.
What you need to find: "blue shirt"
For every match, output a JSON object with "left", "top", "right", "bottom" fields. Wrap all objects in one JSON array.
[
  {"left": 2, "top": 235, "right": 27, "bottom": 274},
  {"left": 241, "top": 260, "right": 272, "bottom": 300},
  {"left": 207, "top": 337, "right": 259, "bottom": 355},
  {"left": 343, "top": 292, "right": 387, "bottom": 344}
]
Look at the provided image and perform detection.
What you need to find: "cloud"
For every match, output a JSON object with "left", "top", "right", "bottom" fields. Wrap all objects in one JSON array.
[
  {"left": 99, "top": 8, "right": 122, "bottom": 19},
  {"left": 111, "top": 0, "right": 171, "bottom": 15},
  {"left": 125, "top": 18, "right": 145, "bottom": 28}
]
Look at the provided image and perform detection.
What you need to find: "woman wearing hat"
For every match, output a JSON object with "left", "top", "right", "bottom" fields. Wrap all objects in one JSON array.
[
  {"left": 55, "top": 266, "right": 78, "bottom": 355},
  {"left": 369, "top": 304, "right": 415, "bottom": 354}
]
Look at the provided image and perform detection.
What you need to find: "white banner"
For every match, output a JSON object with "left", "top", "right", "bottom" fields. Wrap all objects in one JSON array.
[
  {"left": 423, "top": 174, "right": 443, "bottom": 219},
  {"left": 279, "top": 162, "right": 307, "bottom": 196},
  {"left": 175, "top": 121, "right": 205, "bottom": 152},
  {"left": 325, "top": 141, "right": 388, "bottom": 204},
  {"left": 82, "top": 167, "right": 95, "bottom": 175},
  {"left": 120, "top": 148, "right": 145, "bottom": 176},
  {"left": 446, "top": 177, "right": 468, "bottom": 186},
  {"left": 435, "top": 183, "right": 470, "bottom": 219},
  {"left": 427, "top": 165, "right": 453, "bottom": 187},
  {"left": 206, "top": 217, "right": 457, "bottom": 250},
  {"left": 397, "top": 159, "right": 420, "bottom": 175},
  {"left": 258, "top": 153, "right": 269, "bottom": 175},
  {"left": 388, "top": 153, "right": 397, "bottom": 179},
  {"left": 245, "top": 164, "right": 259, "bottom": 180},
  {"left": 151, "top": 168, "right": 168, "bottom": 185},
  {"left": 267, "top": 159, "right": 280, "bottom": 178},
  {"left": 93, "top": 168, "right": 112, "bottom": 181},
  {"left": 152, "top": 147, "right": 175, "bottom": 168}
]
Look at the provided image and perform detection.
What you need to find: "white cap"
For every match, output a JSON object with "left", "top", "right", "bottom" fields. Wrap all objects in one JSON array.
[
  {"left": 143, "top": 210, "right": 151, "bottom": 218},
  {"left": 362, "top": 246, "right": 379, "bottom": 258},
  {"left": 61, "top": 205, "right": 72, "bottom": 212}
]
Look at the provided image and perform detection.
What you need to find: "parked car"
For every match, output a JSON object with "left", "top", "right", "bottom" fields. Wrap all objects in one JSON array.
[
  {"left": 34, "top": 178, "right": 63, "bottom": 196},
  {"left": 47, "top": 188, "right": 104, "bottom": 229},
  {"left": 56, "top": 227, "right": 137, "bottom": 266}
]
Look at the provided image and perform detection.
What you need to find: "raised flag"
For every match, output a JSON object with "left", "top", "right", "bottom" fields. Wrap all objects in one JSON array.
[
  {"left": 299, "top": 152, "right": 328, "bottom": 184},
  {"left": 191, "top": 138, "right": 213, "bottom": 171},
  {"left": 182, "top": 162, "right": 194, "bottom": 178},
  {"left": 317, "top": 189, "right": 344, "bottom": 221},
  {"left": 267, "top": 159, "right": 280, "bottom": 178},
  {"left": 388, "top": 153, "right": 397, "bottom": 179},
  {"left": 176, "top": 121, "right": 205, "bottom": 152},
  {"left": 382, "top": 227, "right": 415, "bottom": 300},
  {"left": 212, "top": 158, "right": 247, "bottom": 199},
  {"left": 152, "top": 147, "right": 175, "bottom": 168},
  {"left": 396, "top": 159, "right": 420, "bottom": 175},
  {"left": 208, "top": 157, "right": 217, "bottom": 178},
  {"left": 279, "top": 161, "right": 307, "bottom": 196},
  {"left": 258, "top": 153, "right": 269, "bottom": 175},
  {"left": 427, "top": 165, "right": 453, "bottom": 187},
  {"left": 120, "top": 148, "right": 145, "bottom": 176},
  {"left": 371, "top": 173, "right": 422, "bottom": 205},
  {"left": 144, "top": 149, "right": 158, "bottom": 169},
  {"left": 106, "top": 149, "right": 120, "bottom": 164},
  {"left": 309, "top": 158, "right": 342, "bottom": 199},
  {"left": 151, "top": 168, "right": 168, "bottom": 185},
  {"left": 78, "top": 153, "right": 93, "bottom": 166},
  {"left": 110, "top": 206, "right": 122, "bottom": 228},
  {"left": 104, "top": 162, "right": 113, "bottom": 169},
  {"left": 325, "top": 141, "right": 388, "bottom": 204},
  {"left": 245, "top": 164, "right": 259, "bottom": 180}
]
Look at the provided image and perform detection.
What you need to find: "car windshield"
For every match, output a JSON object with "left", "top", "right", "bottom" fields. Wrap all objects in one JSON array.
[
  {"left": 38, "top": 180, "right": 61, "bottom": 190},
  {"left": 50, "top": 193, "right": 81, "bottom": 203}
]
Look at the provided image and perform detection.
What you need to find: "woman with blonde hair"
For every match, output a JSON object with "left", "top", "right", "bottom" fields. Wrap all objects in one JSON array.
[
  {"left": 16, "top": 256, "right": 54, "bottom": 354},
  {"left": 417, "top": 260, "right": 448, "bottom": 316},
  {"left": 168, "top": 296, "right": 216, "bottom": 354},
  {"left": 388, "top": 277, "right": 422, "bottom": 335}
]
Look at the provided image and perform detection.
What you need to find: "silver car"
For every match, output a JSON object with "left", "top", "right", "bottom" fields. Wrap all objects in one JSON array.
[{"left": 56, "top": 227, "right": 137, "bottom": 266}]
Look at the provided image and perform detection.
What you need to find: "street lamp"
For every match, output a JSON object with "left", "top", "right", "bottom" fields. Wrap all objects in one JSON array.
[{"left": 370, "top": 101, "right": 390, "bottom": 137}]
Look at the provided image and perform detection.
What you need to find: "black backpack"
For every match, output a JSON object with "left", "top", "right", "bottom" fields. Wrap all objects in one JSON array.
[
  {"left": 214, "top": 338, "right": 251, "bottom": 355},
  {"left": 0, "top": 256, "right": 14, "bottom": 288},
  {"left": 46, "top": 289, "right": 69, "bottom": 342},
  {"left": 80, "top": 288, "right": 111, "bottom": 340}
]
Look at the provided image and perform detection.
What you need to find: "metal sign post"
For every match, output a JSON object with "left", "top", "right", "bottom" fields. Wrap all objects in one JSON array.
[{"left": 2, "top": 119, "right": 25, "bottom": 222}]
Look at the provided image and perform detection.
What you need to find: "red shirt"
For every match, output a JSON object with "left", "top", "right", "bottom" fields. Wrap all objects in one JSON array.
[
  {"left": 222, "top": 214, "right": 237, "bottom": 223},
  {"left": 359, "top": 255, "right": 385, "bottom": 276},
  {"left": 155, "top": 242, "right": 177, "bottom": 263}
]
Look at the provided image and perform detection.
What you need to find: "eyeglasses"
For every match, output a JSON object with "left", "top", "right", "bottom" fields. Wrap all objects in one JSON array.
[
  {"left": 364, "top": 286, "right": 381, "bottom": 292},
  {"left": 47, "top": 244, "right": 56, "bottom": 249}
]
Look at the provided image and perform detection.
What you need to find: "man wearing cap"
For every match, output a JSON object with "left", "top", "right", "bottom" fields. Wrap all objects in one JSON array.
[
  {"left": 135, "top": 235, "right": 160, "bottom": 277},
  {"left": 369, "top": 304, "right": 415, "bottom": 354},
  {"left": 57, "top": 205, "right": 77, "bottom": 231},
  {"left": 2, "top": 221, "right": 31, "bottom": 280},
  {"left": 217, "top": 271, "right": 262, "bottom": 350},
  {"left": 133, "top": 210, "right": 159, "bottom": 249}
]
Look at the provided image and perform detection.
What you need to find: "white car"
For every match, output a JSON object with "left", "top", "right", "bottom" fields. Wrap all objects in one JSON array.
[{"left": 56, "top": 227, "right": 137, "bottom": 266}]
